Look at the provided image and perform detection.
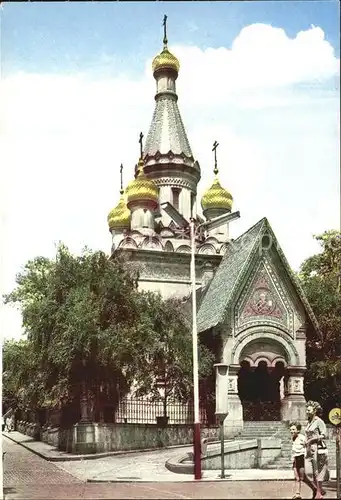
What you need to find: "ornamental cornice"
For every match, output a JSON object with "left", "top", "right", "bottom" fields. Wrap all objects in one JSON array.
[
  {"left": 153, "top": 177, "right": 197, "bottom": 191},
  {"left": 115, "top": 247, "right": 222, "bottom": 267},
  {"left": 234, "top": 318, "right": 291, "bottom": 335},
  {"left": 144, "top": 151, "right": 195, "bottom": 164},
  {"left": 155, "top": 91, "right": 179, "bottom": 102},
  {"left": 144, "top": 161, "right": 201, "bottom": 181}
]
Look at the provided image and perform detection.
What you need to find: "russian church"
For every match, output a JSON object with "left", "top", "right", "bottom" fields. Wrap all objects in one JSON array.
[{"left": 107, "top": 18, "right": 319, "bottom": 436}]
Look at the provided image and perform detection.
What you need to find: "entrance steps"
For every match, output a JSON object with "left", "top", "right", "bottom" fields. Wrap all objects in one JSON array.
[
  {"left": 235, "top": 421, "right": 337, "bottom": 470},
  {"left": 236, "top": 421, "right": 286, "bottom": 440}
]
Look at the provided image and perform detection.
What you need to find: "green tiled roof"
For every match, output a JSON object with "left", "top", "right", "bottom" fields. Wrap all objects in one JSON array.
[
  {"left": 197, "top": 218, "right": 267, "bottom": 333},
  {"left": 197, "top": 217, "right": 320, "bottom": 335}
]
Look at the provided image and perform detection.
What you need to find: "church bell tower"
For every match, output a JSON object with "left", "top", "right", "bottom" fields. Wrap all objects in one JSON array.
[{"left": 143, "top": 15, "right": 201, "bottom": 226}]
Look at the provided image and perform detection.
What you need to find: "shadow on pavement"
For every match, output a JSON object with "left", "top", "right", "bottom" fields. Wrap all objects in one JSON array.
[
  {"left": 3, "top": 486, "right": 17, "bottom": 497},
  {"left": 324, "top": 479, "right": 336, "bottom": 490}
]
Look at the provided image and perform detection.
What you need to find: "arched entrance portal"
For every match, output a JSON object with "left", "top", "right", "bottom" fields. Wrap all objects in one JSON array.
[{"left": 237, "top": 339, "right": 288, "bottom": 421}]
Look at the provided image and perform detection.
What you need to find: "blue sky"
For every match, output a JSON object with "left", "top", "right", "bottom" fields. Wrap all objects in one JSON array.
[
  {"left": 1, "top": 1, "right": 340, "bottom": 340},
  {"left": 2, "top": 1, "right": 340, "bottom": 75}
]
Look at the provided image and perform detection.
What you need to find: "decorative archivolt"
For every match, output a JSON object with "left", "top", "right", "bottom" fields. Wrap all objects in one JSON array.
[
  {"left": 164, "top": 240, "right": 174, "bottom": 252},
  {"left": 241, "top": 356, "right": 286, "bottom": 368},
  {"left": 230, "top": 327, "right": 300, "bottom": 367},
  {"left": 118, "top": 237, "right": 138, "bottom": 249},
  {"left": 219, "top": 243, "right": 229, "bottom": 255},
  {"left": 197, "top": 243, "right": 217, "bottom": 255},
  {"left": 253, "top": 356, "right": 272, "bottom": 367},
  {"left": 204, "top": 236, "right": 219, "bottom": 245},
  {"left": 242, "top": 357, "right": 254, "bottom": 367},
  {"left": 271, "top": 356, "right": 287, "bottom": 368},
  {"left": 141, "top": 236, "right": 163, "bottom": 251},
  {"left": 176, "top": 245, "right": 191, "bottom": 253}
]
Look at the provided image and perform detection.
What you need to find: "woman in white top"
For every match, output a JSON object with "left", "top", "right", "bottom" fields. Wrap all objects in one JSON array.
[{"left": 305, "top": 401, "right": 328, "bottom": 499}]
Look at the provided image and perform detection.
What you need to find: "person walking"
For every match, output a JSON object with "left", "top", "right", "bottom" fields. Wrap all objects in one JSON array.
[
  {"left": 6, "top": 414, "right": 14, "bottom": 432},
  {"left": 305, "top": 401, "right": 329, "bottom": 499},
  {"left": 290, "top": 421, "right": 316, "bottom": 499}
]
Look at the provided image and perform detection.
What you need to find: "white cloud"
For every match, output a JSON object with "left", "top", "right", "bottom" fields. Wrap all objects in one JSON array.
[
  {"left": 173, "top": 23, "right": 338, "bottom": 102},
  {"left": 1, "top": 23, "right": 339, "bottom": 339}
]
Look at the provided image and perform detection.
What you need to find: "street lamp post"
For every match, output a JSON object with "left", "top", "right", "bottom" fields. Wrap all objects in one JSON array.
[
  {"left": 190, "top": 218, "right": 201, "bottom": 480},
  {"left": 214, "top": 363, "right": 229, "bottom": 479},
  {"left": 160, "top": 201, "right": 240, "bottom": 481}
]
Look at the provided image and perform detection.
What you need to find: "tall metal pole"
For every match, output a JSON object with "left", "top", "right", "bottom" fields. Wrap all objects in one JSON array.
[
  {"left": 336, "top": 426, "right": 341, "bottom": 500},
  {"left": 220, "top": 416, "right": 225, "bottom": 479},
  {"left": 190, "top": 218, "right": 201, "bottom": 480}
]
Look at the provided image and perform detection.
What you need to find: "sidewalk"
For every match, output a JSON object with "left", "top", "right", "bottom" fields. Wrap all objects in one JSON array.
[{"left": 3, "top": 431, "right": 338, "bottom": 484}]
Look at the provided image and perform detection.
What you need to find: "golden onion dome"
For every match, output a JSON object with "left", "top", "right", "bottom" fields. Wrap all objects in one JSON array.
[
  {"left": 201, "top": 176, "right": 233, "bottom": 213},
  {"left": 152, "top": 47, "right": 180, "bottom": 74},
  {"left": 126, "top": 158, "right": 159, "bottom": 209},
  {"left": 107, "top": 193, "right": 130, "bottom": 230}
]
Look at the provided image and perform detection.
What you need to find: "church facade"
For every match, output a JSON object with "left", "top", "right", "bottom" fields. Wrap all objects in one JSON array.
[{"left": 107, "top": 19, "right": 319, "bottom": 435}]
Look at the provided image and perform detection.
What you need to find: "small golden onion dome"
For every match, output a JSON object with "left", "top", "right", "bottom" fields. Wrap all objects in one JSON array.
[
  {"left": 201, "top": 177, "right": 233, "bottom": 212},
  {"left": 152, "top": 47, "right": 180, "bottom": 74},
  {"left": 107, "top": 194, "right": 130, "bottom": 230},
  {"left": 126, "top": 158, "right": 159, "bottom": 209}
]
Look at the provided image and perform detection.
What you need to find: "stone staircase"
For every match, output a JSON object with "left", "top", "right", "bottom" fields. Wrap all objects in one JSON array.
[
  {"left": 236, "top": 421, "right": 337, "bottom": 470},
  {"left": 237, "top": 421, "right": 287, "bottom": 441}
]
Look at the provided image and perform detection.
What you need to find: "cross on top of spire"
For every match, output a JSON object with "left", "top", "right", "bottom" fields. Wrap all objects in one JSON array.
[
  {"left": 119, "top": 163, "right": 124, "bottom": 195},
  {"left": 139, "top": 132, "right": 144, "bottom": 158},
  {"left": 212, "top": 140, "right": 219, "bottom": 175},
  {"left": 163, "top": 14, "right": 168, "bottom": 48}
]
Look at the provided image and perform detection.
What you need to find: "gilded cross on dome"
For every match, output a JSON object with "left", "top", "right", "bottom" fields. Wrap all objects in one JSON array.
[
  {"left": 119, "top": 163, "right": 124, "bottom": 195},
  {"left": 139, "top": 132, "right": 144, "bottom": 158},
  {"left": 163, "top": 15, "right": 168, "bottom": 47},
  {"left": 212, "top": 140, "right": 219, "bottom": 175}
]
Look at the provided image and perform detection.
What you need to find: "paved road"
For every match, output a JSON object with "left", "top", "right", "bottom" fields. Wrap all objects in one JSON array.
[{"left": 2, "top": 436, "right": 337, "bottom": 499}]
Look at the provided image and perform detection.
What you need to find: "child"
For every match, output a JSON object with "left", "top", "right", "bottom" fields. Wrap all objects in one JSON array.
[{"left": 290, "top": 421, "right": 317, "bottom": 499}]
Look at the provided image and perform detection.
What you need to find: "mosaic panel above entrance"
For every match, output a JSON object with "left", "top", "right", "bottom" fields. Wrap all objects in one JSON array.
[{"left": 235, "top": 261, "right": 292, "bottom": 333}]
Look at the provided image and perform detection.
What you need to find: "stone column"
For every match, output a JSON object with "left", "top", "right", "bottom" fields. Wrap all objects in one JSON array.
[
  {"left": 223, "top": 365, "right": 243, "bottom": 437},
  {"left": 281, "top": 368, "right": 306, "bottom": 422},
  {"left": 73, "top": 374, "right": 98, "bottom": 454}
]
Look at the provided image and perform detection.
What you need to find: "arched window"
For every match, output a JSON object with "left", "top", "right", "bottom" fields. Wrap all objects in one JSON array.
[
  {"left": 190, "top": 192, "right": 196, "bottom": 217},
  {"left": 171, "top": 188, "right": 181, "bottom": 211}
]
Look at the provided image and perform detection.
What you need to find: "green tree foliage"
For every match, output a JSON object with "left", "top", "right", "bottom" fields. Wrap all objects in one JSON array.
[
  {"left": 132, "top": 293, "right": 214, "bottom": 416},
  {"left": 3, "top": 244, "right": 212, "bottom": 421},
  {"left": 4, "top": 246, "right": 141, "bottom": 415},
  {"left": 2, "top": 339, "right": 43, "bottom": 411},
  {"left": 299, "top": 230, "right": 341, "bottom": 412}
]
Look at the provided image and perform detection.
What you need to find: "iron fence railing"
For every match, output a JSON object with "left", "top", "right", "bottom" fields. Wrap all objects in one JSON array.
[{"left": 115, "top": 397, "right": 215, "bottom": 425}]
